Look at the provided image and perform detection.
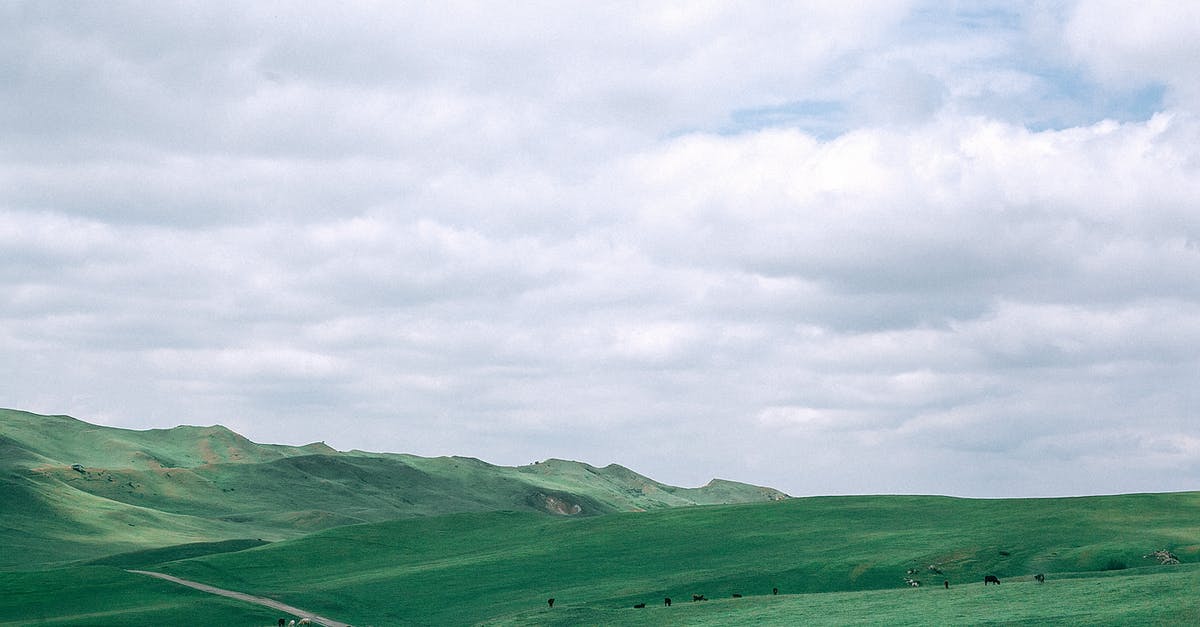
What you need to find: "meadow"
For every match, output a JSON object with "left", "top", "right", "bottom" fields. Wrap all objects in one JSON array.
[
  {"left": 4, "top": 493, "right": 1196, "bottom": 625},
  {"left": 148, "top": 494, "right": 1200, "bottom": 625},
  {"left": 4, "top": 409, "right": 1199, "bottom": 625}
]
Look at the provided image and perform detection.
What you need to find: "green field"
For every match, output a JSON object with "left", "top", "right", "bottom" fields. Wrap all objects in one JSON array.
[
  {"left": 1, "top": 408, "right": 783, "bottom": 569},
  {"left": 3, "top": 409, "right": 1199, "bottom": 625},
  {"left": 150, "top": 495, "right": 1200, "bottom": 625},
  {"left": 0, "top": 566, "right": 282, "bottom": 627}
]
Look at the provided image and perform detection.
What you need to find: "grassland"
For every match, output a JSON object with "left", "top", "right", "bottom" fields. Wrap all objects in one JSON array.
[
  {"left": 149, "top": 494, "right": 1200, "bottom": 625},
  {"left": 487, "top": 565, "right": 1200, "bottom": 626},
  {"left": 0, "top": 566, "right": 283, "bottom": 627},
  {"left": 4, "top": 495, "right": 1199, "bottom": 625},
  {"left": 4, "top": 408, "right": 1199, "bottom": 625},
  {"left": 0, "top": 408, "right": 784, "bottom": 569}
]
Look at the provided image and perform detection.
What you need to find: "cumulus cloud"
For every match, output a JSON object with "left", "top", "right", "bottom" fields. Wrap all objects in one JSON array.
[{"left": 2, "top": 1, "right": 1199, "bottom": 496}]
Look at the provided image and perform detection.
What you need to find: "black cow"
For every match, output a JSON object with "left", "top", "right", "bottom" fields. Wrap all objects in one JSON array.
[
  {"left": 1034, "top": 573, "right": 1045, "bottom": 583},
  {"left": 547, "top": 598, "right": 555, "bottom": 608},
  {"left": 664, "top": 597, "right": 672, "bottom": 607},
  {"left": 732, "top": 593, "right": 742, "bottom": 598},
  {"left": 692, "top": 594, "right": 706, "bottom": 601},
  {"left": 944, "top": 580, "right": 949, "bottom": 589},
  {"left": 984, "top": 575, "right": 1001, "bottom": 585},
  {"left": 633, "top": 603, "right": 646, "bottom": 609},
  {"left": 773, "top": 587, "right": 779, "bottom": 595}
]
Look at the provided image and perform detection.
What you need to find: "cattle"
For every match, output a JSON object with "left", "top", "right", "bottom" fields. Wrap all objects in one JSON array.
[
  {"left": 692, "top": 594, "right": 706, "bottom": 601},
  {"left": 1034, "top": 573, "right": 1045, "bottom": 583},
  {"left": 633, "top": 603, "right": 646, "bottom": 608},
  {"left": 773, "top": 587, "right": 779, "bottom": 595},
  {"left": 984, "top": 575, "right": 1001, "bottom": 585},
  {"left": 547, "top": 598, "right": 555, "bottom": 608},
  {"left": 664, "top": 597, "right": 672, "bottom": 606},
  {"left": 944, "top": 580, "right": 949, "bottom": 589},
  {"left": 278, "top": 620, "right": 285, "bottom": 627},
  {"left": 904, "top": 578, "right": 921, "bottom": 587},
  {"left": 298, "top": 620, "right": 311, "bottom": 626},
  {"left": 732, "top": 593, "right": 742, "bottom": 598}
]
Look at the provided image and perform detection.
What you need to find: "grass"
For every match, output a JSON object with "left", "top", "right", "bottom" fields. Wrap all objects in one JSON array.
[
  {"left": 0, "top": 567, "right": 283, "bottom": 627},
  {"left": 148, "top": 494, "right": 1200, "bottom": 625},
  {"left": 4, "top": 563, "right": 1198, "bottom": 626},
  {"left": 83, "top": 538, "right": 270, "bottom": 569},
  {"left": 6, "top": 408, "right": 1200, "bottom": 625},
  {"left": 486, "top": 564, "right": 1200, "bottom": 625},
  {"left": 1, "top": 408, "right": 782, "bottom": 569}
]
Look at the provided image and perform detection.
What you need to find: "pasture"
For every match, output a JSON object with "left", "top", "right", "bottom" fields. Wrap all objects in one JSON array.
[
  {"left": 138, "top": 493, "right": 1200, "bottom": 625},
  {"left": 1, "top": 409, "right": 783, "bottom": 569},
  {"left": 487, "top": 565, "right": 1200, "bottom": 625},
  {"left": 0, "top": 566, "right": 280, "bottom": 626},
  {"left": 5, "top": 411, "right": 1200, "bottom": 625},
  {"left": 3, "top": 548, "right": 1198, "bottom": 625}
]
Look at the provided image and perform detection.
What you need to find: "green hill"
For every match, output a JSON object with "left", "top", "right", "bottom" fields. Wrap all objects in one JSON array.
[
  {"left": 3, "top": 484, "right": 1199, "bottom": 626},
  {"left": 0, "top": 408, "right": 785, "bottom": 568},
  {"left": 5, "top": 407, "right": 1199, "bottom": 625},
  {"left": 144, "top": 492, "right": 1200, "bottom": 625}
]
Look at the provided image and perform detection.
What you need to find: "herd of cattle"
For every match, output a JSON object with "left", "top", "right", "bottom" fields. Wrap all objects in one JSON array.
[{"left": 548, "top": 573, "right": 1050, "bottom": 610}]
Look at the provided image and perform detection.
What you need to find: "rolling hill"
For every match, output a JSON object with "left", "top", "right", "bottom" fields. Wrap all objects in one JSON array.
[
  {"left": 146, "top": 492, "right": 1200, "bottom": 625},
  {"left": 5, "top": 407, "right": 1199, "bottom": 625},
  {"left": 4, "top": 492, "right": 1198, "bottom": 625},
  {"left": 0, "top": 408, "right": 786, "bottom": 568}
]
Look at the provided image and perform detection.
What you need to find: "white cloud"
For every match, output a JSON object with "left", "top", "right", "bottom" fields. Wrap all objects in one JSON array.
[
  {"left": 1066, "top": 1, "right": 1200, "bottom": 106},
  {"left": 3, "top": 2, "right": 1200, "bottom": 497}
]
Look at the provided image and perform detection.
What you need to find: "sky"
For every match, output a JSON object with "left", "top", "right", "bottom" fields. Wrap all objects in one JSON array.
[{"left": 3, "top": 1, "right": 1199, "bottom": 498}]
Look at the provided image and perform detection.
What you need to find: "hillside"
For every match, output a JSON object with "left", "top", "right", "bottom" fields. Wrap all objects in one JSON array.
[
  {"left": 152, "top": 493, "right": 1200, "bottom": 624},
  {"left": 0, "top": 408, "right": 786, "bottom": 568},
  {"left": 13, "top": 491, "right": 1192, "bottom": 626},
  {"left": 8, "top": 407, "right": 1199, "bottom": 625}
]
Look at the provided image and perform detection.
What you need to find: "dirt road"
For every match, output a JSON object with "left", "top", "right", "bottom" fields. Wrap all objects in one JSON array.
[{"left": 127, "top": 569, "right": 352, "bottom": 627}]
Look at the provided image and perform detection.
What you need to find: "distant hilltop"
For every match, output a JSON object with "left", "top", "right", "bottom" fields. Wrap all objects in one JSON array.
[{"left": 0, "top": 408, "right": 788, "bottom": 569}]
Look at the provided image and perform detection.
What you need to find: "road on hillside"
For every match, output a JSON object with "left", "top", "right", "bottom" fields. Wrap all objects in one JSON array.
[{"left": 127, "top": 569, "right": 352, "bottom": 627}]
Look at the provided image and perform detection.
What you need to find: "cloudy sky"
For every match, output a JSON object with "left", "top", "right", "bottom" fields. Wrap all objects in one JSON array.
[{"left": 3, "top": 1, "right": 1199, "bottom": 497}]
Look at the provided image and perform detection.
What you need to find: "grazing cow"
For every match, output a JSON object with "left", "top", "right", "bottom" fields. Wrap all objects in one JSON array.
[
  {"left": 298, "top": 620, "right": 312, "bottom": 626},
  {"left": 944, "top": 580, "right": 949, "bottom": 589},
  {"left": 278, "top": 620, "right": 286, "bottom": 627},
  {"left": 547, "top": 598, "right": 555, "bottom": 608},
  {"left": 692, "top": 594, "right": 706, "bottom": 601},
  {"left": 732, "top": 593, "right": 742, "bottom": 598},
  {"left": 928, "top": 565, "right": 944, "bottom": 575},
  {"left": 904, "top": 578, "right": 921, "bottom": 587},
  {"left": 633, "top": 603, "right": 646, "bottom": 608},
  {"left": 1035, "top": 573, "right": 1045, "bottom": 583},
  {"left": 984, "top": 575, "right": 1001, "bottom": 585},
  {"left": 664, "top": 597, "right": 672, "bottom": 607},
  {"left": 773, "top": 587, "right": 779, "bottom": 595}
]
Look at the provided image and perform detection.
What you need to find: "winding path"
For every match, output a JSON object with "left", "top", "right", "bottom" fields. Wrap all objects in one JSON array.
[{"left": 127, "top": 569, "right": 351, "bottom": 627}]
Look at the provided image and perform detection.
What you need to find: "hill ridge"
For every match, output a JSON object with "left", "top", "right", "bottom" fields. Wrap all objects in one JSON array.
[{"left": 0, "top": 408, "right": 787, "bottom": 569}]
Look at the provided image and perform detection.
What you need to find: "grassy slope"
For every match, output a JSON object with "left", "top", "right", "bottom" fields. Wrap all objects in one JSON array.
[
  {"left": 0, "top": 566, "right": 284, "bottom": 627},
  {"left": 150, "top": 493, "right": 1200, "bottom": 626},
  {"left": 3, "top": 494, "right": 1199, "bottom": 625},
  {"left": 6, "top": 408, "right": 1197, "bottom": 625},
  {"left": 4, "top": 564, "right": 1198, "bottom": 626},
  {"left": 487, "top": 565, "right": 1200, "bottom": 626},
  {"left": 0, "top": 408, "right": 784, "bottom": 568}
]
